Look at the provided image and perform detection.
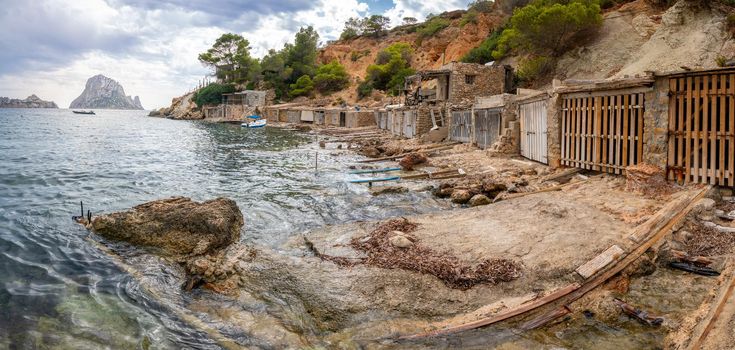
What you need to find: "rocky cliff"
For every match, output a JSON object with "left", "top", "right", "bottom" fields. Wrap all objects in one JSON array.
[
  {"left": 69, "top": 74, "right": 144, "bottom": 110},
  {"left": 0, "top": 95, "right": 58, "bottom": 108}
]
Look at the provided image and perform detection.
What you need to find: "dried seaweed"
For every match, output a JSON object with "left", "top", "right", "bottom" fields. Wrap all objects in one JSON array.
[
  {"left": 684, "top": 222, "right": 735, "bottom": 257},
  {"left": 625, "top": 164, "right": 678, "bottom": 199},
  {"left": 318, "top": 218, "right": 523, "bottom": 290}
]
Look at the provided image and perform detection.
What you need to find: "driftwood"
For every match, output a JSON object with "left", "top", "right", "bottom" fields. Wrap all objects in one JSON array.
[
  {"left": 541, "top": 168, "right": 582, "bottom": 184},
  {"left": 358, "top": 144, "right": 457, "bottom": 163},
  {"left": 671, "top": 250, "right": 714, "bottom": 267},
  {"left": 520, "top": 306, "right": 571, "bottom": 330},
  {"left": 400, "top": 283, "right": 581, "bottom": 339},
  {"left": 492, "top": 185, "right": 564, "bottom": 203},
  {"left": 613, "top": 298, "right": 664, "bottom": 326},
  {"left": 689, "top": 264, "right": 735, "bottom": 350}
]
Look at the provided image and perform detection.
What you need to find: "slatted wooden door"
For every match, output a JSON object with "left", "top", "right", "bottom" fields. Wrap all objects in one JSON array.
[
  {"left": 668, "top": 73, "right": 735, "bottom": 187},
  {"left": 450, "top": 110, "right": 472, "bottom": 143},
  {"left": 561, "top": 93, "right": 645, "bottom": 174},
  {"left": 519, "top": 99, "right": 549, "bottom": 164},
  {"left": 474, "top": 108, "right": 501, "bottom": 149}
]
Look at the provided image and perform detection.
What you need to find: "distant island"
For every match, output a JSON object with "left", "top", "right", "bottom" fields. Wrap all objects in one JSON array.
[
  {"left": 70, "top": 74, "right": 144, "bottom": 110},
  {"left": 0, "top": 95, "right": 58, "bottom": 108}
]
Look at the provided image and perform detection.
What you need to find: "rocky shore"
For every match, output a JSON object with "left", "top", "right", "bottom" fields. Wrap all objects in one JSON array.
[{"left": 0, "top": 95, "right": 57, "bottom": 108}]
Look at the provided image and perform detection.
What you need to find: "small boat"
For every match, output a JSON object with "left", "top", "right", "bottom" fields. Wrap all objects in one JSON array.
[
  {"left": 72, "top": 110, "right": 95, "bottom": 115},
  {"left": 241, "top": 115, "right": 266, "bottom": 128}
]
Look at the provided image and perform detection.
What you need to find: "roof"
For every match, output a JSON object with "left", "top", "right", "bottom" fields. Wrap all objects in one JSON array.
[{"left": 654, "top": 66, "right": 735, "bottom": 78}]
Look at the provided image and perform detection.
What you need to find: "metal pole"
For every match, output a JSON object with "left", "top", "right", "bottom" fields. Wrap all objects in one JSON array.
[{"left": 314, "top": 151, "right": 318, "bottom": 173}]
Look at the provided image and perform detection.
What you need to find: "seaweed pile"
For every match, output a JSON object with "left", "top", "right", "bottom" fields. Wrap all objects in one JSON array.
[
  {"left": 684, "top": 221, "right": 735, "bottom": 257},
  {"left": 318, "top": 219, "right": 523, "bottom": 290}
]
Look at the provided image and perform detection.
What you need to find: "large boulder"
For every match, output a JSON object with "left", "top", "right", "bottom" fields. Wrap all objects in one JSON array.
[
  {"left": 90, "top": 197, "right": 243, "bottom": 259},
  {"left": 399, "top": 153, "right": 428, "bottom": 170}
]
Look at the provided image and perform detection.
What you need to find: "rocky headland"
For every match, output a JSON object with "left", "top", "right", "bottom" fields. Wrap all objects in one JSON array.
[
  {"left": 70, "top": 74, "right": 144, "bottom": 110},
  {"left": 0, "top": 95, "right": 58, "bottom": 108}
]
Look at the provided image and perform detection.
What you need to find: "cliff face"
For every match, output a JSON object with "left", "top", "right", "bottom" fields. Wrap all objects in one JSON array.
[
  {"left": 0, "top": 95, "right": 58, "bottom": 108},
  {"left": 69, "top": 75, "right": 144, "bottom": 110},
  {"left": 318, "top": 11, "right": 506, "bottom": 103}
]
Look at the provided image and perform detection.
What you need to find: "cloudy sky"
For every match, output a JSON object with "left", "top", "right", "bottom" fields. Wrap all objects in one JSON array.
[{"left": 0, "top": 0, "right": 467, "bottom": 109}]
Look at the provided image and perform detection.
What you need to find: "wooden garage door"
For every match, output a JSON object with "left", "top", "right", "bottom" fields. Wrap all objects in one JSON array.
[
  {"left": 668, "top": 73, "right": 735, "bottom": 186},
  {"left": 475, "top": 108, "right": 501, "bottom": 149},
  {"left": 561, "top": 93, "right": 644, "bottom": 174},
  {"left": 520, "top": 99, "right": 548, "bottom": 164},
  {"left": 450, "top": 110, "right": 472, "bottom": 143}
]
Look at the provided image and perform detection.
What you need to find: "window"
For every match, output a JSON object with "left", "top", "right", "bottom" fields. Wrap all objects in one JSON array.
[{"left": 465, "top": 75, "right": 476, "bottom": 85}]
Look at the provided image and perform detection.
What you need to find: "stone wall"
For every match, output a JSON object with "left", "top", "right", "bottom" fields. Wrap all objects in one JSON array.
[
  {"left": 642, "top": 77, "right": 670, "bottom": 169},
  {"left": 546, "top": 94, "right": 563, "bottom": 168},
  {"left": 346, "top": 111, "right": 376, "bottom": 128},
  {"left": 445, "top": 62, "right": 510, "bottom": 109}
]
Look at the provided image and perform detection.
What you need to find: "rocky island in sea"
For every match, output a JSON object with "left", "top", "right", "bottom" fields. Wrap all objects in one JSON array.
[
  {"left": 70, "top": 74, "right": 144, "bottom": 110},
  {"left": 0, "top": 95, "right": 58, "bottom": 108}
]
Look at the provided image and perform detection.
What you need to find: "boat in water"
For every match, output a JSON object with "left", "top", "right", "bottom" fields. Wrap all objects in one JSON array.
[
  {"left": 241, "top": 115, "right": 266, "bottom": 128},
  {"left": 72, "top": 110, "right": 96, "bottom": 115}
]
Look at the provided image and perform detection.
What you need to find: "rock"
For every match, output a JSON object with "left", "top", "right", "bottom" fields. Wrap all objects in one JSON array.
[
  {"left": 388, "top": 232, "right": 413, "bottom": 248},
  {"left": 383, "top": 146, "right": 403, "bottom": 156},
  {"left": 90, "top": 196, "right": 243, "bottom": 259},
  {"left": 451, "top": 189, "right": 473, "bottom": 204},
  {"left": 399, "top": 153, "right": 428, "bottom": 170},
  {"left": 0, "top": 94, "right": 58, "bottom": 109},
  {"left": 362, "top": 147, "right": 381, "bottom": 158},
  {"left": 482, "top": 180, "right": 507, "bottom": 194},
  {"left": 468, "top": 194, "right": 491, "bottom": 207},
  {"left": 673, "top": 230, "right": 693, "bottom": 243},
  {"left": 433, "top": 184, "right": 454, "bottom": 198},
  {"left": 692, "top": 198, "right": 716, "bottom": 214},
  {"left": 720, "top": 188, "right": 734, "bottom": 197},
  {"left": 70, "top": 75, "right": 144, "bottom": 110},
  {"left": 319, "top": 141, "right": 326, "bottom": 148},
  {"left": 370, "top": 186, "right": 408, "bottom": 196}
]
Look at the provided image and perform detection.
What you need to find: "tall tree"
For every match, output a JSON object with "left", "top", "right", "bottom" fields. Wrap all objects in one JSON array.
[
  {"left": 285, "top": 26, "right": 319, "bottom": 83},
  {"left": 198, "top": 33, "right": 259, "bottom": 84}
]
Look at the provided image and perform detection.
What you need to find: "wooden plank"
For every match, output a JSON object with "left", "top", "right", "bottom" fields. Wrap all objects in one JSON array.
[
  {"left": 576, "top": 245, "right": 625, "bottom": 279},
  {"left": 719, "top": 74, "right": 726, "bottom": 186},
  {"left": 581, "top": 97, "right": 589, "bottom": 169},
  {"left": 622, "top": 94, "right": 630, "bottom": 170},
  {"left": 400, "top": 283, "right": 581, "bottom": 339},
  {"left": 602, "top": 95, "right": 610, "bottom": 173},
  {"left": 689, "top": 264, "right": 735, "bottom": 350},
  {"left": 678, "top": 78, "right": 685, "bottom": 178},
  {"left": 730, "top": 74, "right": 735, "bottom": 187},
  {"left": 686, "top": 77, "right": 693, "bottom": 183},
  {"left": 562, "top": 99, "right": 568, "bottom": 166},
  {"left": 694, "top": 76, "right": 701, "bottom": 184},
  {"left": 594, "top": 96, "right": 602, "bottom": 171},
  {"left": 615, "top": 95, "right": 622, "bottom": 174},
  {"left": 669, "top": 79, "right": 677, "bottom": 179},
  {"left": 637, "top": 92, "right": 644, "bottom": 165},
  {"left": 702, "top": 75, "right": 710, "bottom": 184}
]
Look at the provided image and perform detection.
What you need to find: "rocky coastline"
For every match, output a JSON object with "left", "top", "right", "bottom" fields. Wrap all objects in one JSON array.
[{"left": 0, "top": 95, "right": 58, "bottom": 108}]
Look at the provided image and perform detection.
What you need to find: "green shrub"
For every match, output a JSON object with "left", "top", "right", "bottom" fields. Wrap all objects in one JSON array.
[
  {"left": 356, "top": 80, "right": 374, "bottom": 100},
  {"left": 716, "top": 55, "right": 728, "bottom": 67},
  {"left": 289, "top": 75, "right": 314, "bottom": 97},
  {"left": 468, "top": 0, "right": 495, "bottom": 12},
  {"left": 365, "top": 43, "right": 415, "bottom": 96},
  {"left": 193, "top": 83, "right": 235, "bottom": 107},
  {"left": 461, "top": 27, "right": 505, "bottom": 63},
  {"left": 460, "top": 10, "right": 479, "bottom": 27},
  {"left": 493, "top": 0, "right": 602, "bottom": 59},
  {"left": 350, "top": 50, "right": 370, "bottom": 62},
  {"left": 313, "top": 61, "right": 350, "bottom": 94},
  {"left": 517, "top": 56, "right": 554, "bottom": 81},
  {"left": 416, "top": 17, "right": 450, "bottom": 43}
]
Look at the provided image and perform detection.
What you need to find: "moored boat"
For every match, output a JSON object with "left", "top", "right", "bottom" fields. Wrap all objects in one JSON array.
[
  {"left": 241, "top": 115, "right": 266, "bottom": 128},
  {"left": 72, "top": 110, "right": 95, "bottom": 115}
]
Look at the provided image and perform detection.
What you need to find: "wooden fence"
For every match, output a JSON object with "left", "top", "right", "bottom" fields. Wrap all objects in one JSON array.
[
  {"left": 667, "top": 73, "right": 735, "bottom": 186},
  {"left": 561, "top": 92, "right": 645, "bottom": 174},
  {"left": 519, "top": 99, "right": 549, "bottom": 164},
  {"left": 474, "top": 108, "right": 501, "bottom": 149},
  {"left": 450, "top": 110, "right": 472, "bottom": 143}
]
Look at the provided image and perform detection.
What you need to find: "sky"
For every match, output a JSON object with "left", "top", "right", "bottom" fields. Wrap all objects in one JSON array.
[{"left": 0, "top": 0, "right": 468, "bottom": 109}]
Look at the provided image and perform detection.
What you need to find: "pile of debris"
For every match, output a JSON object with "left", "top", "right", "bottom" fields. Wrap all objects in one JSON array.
[
  {"left": 625, "top": 163, "right": 678, "bottom": 199},
  {"left": 319, "top": 219, "right": 523, "bottom": 290}
]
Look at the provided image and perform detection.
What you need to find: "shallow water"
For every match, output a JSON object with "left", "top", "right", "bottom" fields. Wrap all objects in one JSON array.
[{"left": 0, "top": 109, "right": 449, "bottom": 349}]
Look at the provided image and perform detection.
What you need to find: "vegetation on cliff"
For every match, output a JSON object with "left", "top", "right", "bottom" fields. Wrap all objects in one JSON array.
[
  {"left": 193, "top": 83, "right": 235, "bottom": 107},
  {"left": 362, "top": 43, "right": 415, "bottom": 98}
]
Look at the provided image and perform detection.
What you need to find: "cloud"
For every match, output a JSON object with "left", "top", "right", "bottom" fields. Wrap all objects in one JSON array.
[
  {"left": 383, "top": 0, "right": 468, "bottom": 25},
  {"left": 0, "top": 0, "right": 469, "bottom": 108}
]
